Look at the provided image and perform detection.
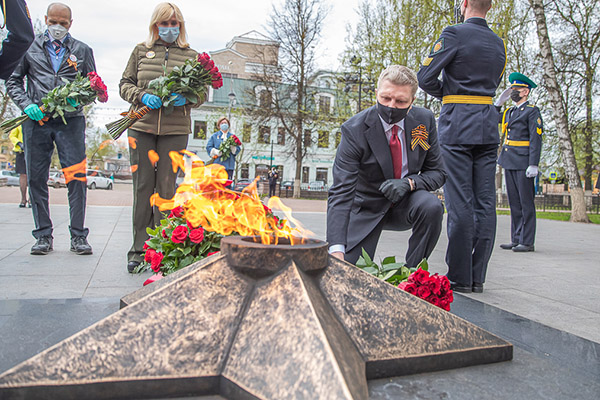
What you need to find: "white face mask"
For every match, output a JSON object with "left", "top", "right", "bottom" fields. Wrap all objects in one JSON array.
[{"left": 48, "top": 24, "right": 68, "bottom": 41}]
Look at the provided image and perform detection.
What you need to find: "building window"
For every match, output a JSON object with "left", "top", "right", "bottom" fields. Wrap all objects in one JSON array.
[
  {"left": 277, "top": 127, "right": 286, "bottom": 145},
  {"left": 318, "top": 131, "right": 329, "bottom": 148},
  {"left": 242, "top": 123, "right": 252, "bottom": 143},
  {"left": 259, "top": 126, "right": 270, "bottom": 144},
  {"left": 255, "top": 164, "right": 269, "bottom": 180},
  {"left": 318, "top": 95, "right": 331, "bottom": 114},
  {"left": 193, "top": 121, "right": 207, "bottom": 140},
  {"left": 316, "top": 168, "right": 328, "bottom": 183},
  {"left": 303, "top": 130, "right": 312, "bottom": 148},
  {"left": 335, "top": 131, "right": 342, "bottom": 147},
  {"left": 302, "top": 166, "right": 310, "bottom": 184},
  {"left": 241, "top": 163, "right": 249, "bottom": 179},
  {"left": 259, "top": 90, "right": 272, "bottom": 108}
]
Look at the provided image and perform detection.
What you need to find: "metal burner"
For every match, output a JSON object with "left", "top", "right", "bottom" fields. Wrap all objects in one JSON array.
[{"left": 0, "top": 236, "right": 512, "bottom": 399}]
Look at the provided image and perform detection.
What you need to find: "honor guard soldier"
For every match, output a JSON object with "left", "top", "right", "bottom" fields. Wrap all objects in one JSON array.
[
  {"left": 417, "top": 0, "right": 506, "bottom": 293},
  {"left": 497, "top": 73, "right": 543, "bottom": 253}
]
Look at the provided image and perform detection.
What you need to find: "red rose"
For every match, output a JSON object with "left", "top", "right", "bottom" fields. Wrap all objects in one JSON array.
[
  {"left": 169, "top": 206, "right": 184, "bottom": 218},
  {"left": 87, "top": 72, "right": 108, "bottom": 103},
  {"left": 143, "top": 242, "right": 150, "bottom": 250},
  {"left": 427, "top": 295, "right": 441, "bottom": 307},
  {"left": 189, "top": 227, "right": 204, "bottom": 243},
  {"left": 212, "top": 78, "right": 223, "bottom": 89},
  {"left": 232, "top": 135, "right": 242, "bottom": 145},
  {"left": 408, "top": 268, "right": 430, "bottom": 285},
  {"left": 197, "top": 52, "right": 210, "bottom": 66},
  {"left": 416, "top": 285, "right": 432, "bottom": 299},
  {"left": 427, "top": 274, "right": 443, "bottom": 296},
  {"left": 209, "top": 66, "right": 219, "bottom": 76},
  {"left": 150, "top": 251, "right": 164, "bottom": 272},
  {"left": 399, "top": 282, "right": 417, "bottom": 295},
  {"left": 171, "top": 225, "right": 188, "bottom": 243},
  {"left": 440, "top": 276, "right": 451, "bottom": 292},
  {"left": 162, "top": 228, "right": 168, "bottom": 239},
  {"left": 144, "top": 248, "right": 156, "bottom": 262},
  {"left": 143, "top": 273, "right": 163, "bottom": 286},
  {"left": 205, "top": 59, "right": 215, "bottom": 70},
  {"left": 440, "top": 299, "right": 451, "bottom": 311},
  {"left": 207, "top": 251, "right": 220, "bottom": 256}
]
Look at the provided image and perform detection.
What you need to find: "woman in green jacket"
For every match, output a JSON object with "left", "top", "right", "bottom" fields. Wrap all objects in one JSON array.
[{"left": 119, "top": 2, "right": 200, "bottom": 273}]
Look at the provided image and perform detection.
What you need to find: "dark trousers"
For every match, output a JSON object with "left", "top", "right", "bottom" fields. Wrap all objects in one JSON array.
[
  {"left": 505, "top": 169, "right": 536, "bottom": 246},
  {"left": 269, "top": 182, "right": 277, "bottom": 197},
  {"left": 441, "top": 143, "right": 498, "bottom": 286},
  {"left": 345, "top": 190, "right": 444, "bottom": 268},
  {"left": 22, "top": 117, "right": 88, "bottom": 239},
  {"left": 127, "top": 129, "right": 188, "bottom": 263}
]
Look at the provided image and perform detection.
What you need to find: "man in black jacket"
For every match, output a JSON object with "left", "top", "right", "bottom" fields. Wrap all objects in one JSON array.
[
  {"left": 0, "top": 0, "right": 34, "bottom": 80},
  {"left": 327, "top": 65, "right": 446, "bottom": 268},
  {"left": 6, "top": 2, "right": 96, "bottom": 255},
  {"left": 417, "top": 0, "right": 506, "bottom": 293}
]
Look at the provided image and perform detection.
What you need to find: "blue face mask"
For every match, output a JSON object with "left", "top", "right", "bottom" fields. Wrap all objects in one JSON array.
[
  {"left": 158, "top": 27, "right": 179, "bottom": 43},
  {"left": 220, "top": 123, "right": 229, "bottom": 132}
]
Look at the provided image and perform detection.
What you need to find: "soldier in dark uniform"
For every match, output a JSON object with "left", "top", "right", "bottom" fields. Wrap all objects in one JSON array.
[
  {"left": 417, "top": 0, "right": 506, "bottom": 293},
  {"left": 497, "top": 73, "right": 543, "bottom": 252},
  {"left": 0, "top": 0, "right": 34, "bottom": 80}
]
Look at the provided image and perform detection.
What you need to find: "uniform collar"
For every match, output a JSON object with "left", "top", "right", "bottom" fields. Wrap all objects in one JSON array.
[{"left": 465, "top": 17, "right": 488, "bottom": 28}]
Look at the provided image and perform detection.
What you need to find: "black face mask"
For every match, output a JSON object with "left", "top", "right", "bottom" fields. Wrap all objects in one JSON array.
[
  {"left": 510, "top": 89, "right": 523, "bottom": 102},
  {"left": 377, "top": 101, "right": 410, "bottom": 124}
]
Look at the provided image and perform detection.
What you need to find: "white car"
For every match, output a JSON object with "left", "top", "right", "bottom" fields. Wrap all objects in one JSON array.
[
  {"left": 87, "top": 170, "right": 113, "bottom": 190},
  {"left": 48, "top": 170, "right": 66, "bottom": 188},
  {"left": 0, "top": 170, "right": 20, "bottom": 186}
]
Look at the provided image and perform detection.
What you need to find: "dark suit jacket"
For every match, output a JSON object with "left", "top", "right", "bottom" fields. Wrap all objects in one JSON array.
[
  {"left": 417, "top": 18, "right": 506, "bottom": 145},
  {"left": 327, "top": 105, "right": 446, "bottom": 251},
  {"left": 497, "top": 101, "right": 543, "bottom": 170}
]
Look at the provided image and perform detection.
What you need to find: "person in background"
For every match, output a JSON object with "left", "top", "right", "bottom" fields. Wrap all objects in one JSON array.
[
  {"left": 268, "top": 166, "right": 279, "bottom": 197},
  {"left": 497, "top": 73, "right": 543, "bottom": 253},
  {"left": 0, "top": 0, "right": 34, "bottom": 80},
  {"left": 8, "top": 125, "right": 30, "bottom": 208},
  {"left": 417, "top": 0, "right": 506, "bottom": 293},
  {"left": 120, "top": 2, "right": 201, "bottom": 273},
  {"left": 6, "top": 2, "right": 96, "bottom": 256},
  {"left": 206, "top": 117, "right": 240, "bottom": 183}
]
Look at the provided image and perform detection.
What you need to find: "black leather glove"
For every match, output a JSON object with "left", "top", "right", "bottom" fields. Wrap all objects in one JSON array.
[{"left": 379, "top": 178, "right": 412, "bottom": 203}]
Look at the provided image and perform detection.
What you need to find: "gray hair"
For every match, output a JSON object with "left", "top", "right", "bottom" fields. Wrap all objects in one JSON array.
[{"left": 377, "top": 65, "right": 419, "bottom": 97}]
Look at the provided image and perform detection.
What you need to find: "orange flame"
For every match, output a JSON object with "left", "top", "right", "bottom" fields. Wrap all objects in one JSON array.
[
  {"left": 127, "top": 137, "right": 137, "bottom": 149},
  {"left": 98, "top": 139, "right": 113, "bottom": 151},
  {"left": 131, "top": 164, "right": 138, "bottom": 173},
  {"left": 62, "top": 159, "right": 87, "bottom": 184},
  {"left": 150, "top": 151, "right": 313, "bottom": 244},
  {"left": 148, "top": 150, "right": 159, "bottom": 165}
]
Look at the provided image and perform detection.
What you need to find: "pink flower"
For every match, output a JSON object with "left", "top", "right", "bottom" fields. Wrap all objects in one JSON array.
[{"left": 189, "top": 227, "right": 204, "bottom": 243}]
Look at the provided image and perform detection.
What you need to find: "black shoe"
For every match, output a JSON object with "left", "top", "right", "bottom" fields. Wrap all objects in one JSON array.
[
  {"left": 450, "top": 281, "right": 472, "bottom": 293},
  {"left": 472, "top": 283, "right": 484, "bottom": 293},
  {"left": 513, "top": 244, "right": 534, "bottom": 252},
  {"left": 70, "top": 236, "right": 93, "bottom": 255},
  {"left": 500, "top": 242, "right": 518, "bottom": 250},
  {"left": 19, "top": 202, "right": 26, "bottom": 208},
  {"left": 31, "top": 236, "right": 53, "bottom": 255},
  {"left": 127, "top": 261, "right": 140, "bottom": 273}
]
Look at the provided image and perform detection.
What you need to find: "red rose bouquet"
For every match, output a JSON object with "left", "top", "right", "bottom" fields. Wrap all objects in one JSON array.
[
  {"left": 398, "top": 268, "right": 453, "bottom": 311},
  {"left": 106, "top": 52, "right": 223, "bottom": 140},
  {"left": 0, "top": 72, "right": 108, "bottom": 134},
  {"left": 134, "top": 205, "right": 223, "bottom": 285},
  {"left": 206, "top": 134, "right": 242, "bottom": 165},
  {"left": 355, "top": 250, "right": 453, "bottom": 311}
]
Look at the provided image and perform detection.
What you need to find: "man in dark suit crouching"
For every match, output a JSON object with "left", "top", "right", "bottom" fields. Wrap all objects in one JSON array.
[{"left": 327, "top": 65, "right": 447, "bottom": 267}]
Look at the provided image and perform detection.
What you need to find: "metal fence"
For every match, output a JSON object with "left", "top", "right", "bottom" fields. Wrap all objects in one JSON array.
[{"left": 496, "top": 193, "right": 600, "bottom": 214}]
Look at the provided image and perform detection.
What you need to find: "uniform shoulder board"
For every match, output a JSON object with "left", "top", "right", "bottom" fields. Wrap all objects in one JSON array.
[{"left": 527, "top": 104, "right": 536, "bottom": 108}]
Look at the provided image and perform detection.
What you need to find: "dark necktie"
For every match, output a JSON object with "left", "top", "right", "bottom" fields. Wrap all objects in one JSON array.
[
  {"left": 390, "top": 125, "right": 403, "bottom": 179},
  {"left": 52, "top": 40, "right": 61, "bottom": 56}
]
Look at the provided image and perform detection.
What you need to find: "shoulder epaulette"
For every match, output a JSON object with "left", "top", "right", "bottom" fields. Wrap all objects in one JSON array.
[{"left": 527, "top": 104, "right": 536, "bottom": 108}]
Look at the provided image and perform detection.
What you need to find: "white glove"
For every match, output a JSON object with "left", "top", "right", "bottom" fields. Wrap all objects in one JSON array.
[
  {"left": 210, "top": 148, "right": 222, "bottom": 158},
  {"left": 494, "top": 87, "right": 512, "bottom": 106},
  {"left": 526, "top": 165, "right": 538, "bottom": 178},
  {"left": 230, "top": 145, "right": 238, "bottom": 155}
]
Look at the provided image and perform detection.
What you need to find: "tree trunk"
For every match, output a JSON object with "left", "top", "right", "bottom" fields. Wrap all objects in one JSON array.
[
  {"left": 583, "top": 68, "right": 594, "bottom": 190},
  {"left": 529, "top": 0, "right": 589, "bottom": 222}
]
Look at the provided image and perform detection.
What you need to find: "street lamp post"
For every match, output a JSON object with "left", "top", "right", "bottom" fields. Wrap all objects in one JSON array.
[
  {"left": 228, "top": 91, "right": 236, "bottom": 122},
  {"left": 270, "top": 140, "right": 274, "bottom": 168}
]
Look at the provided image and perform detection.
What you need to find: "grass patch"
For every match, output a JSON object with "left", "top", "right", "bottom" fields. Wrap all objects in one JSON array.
[{"left": 497, "top": 210, "right": 600, "bottom": 224}]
